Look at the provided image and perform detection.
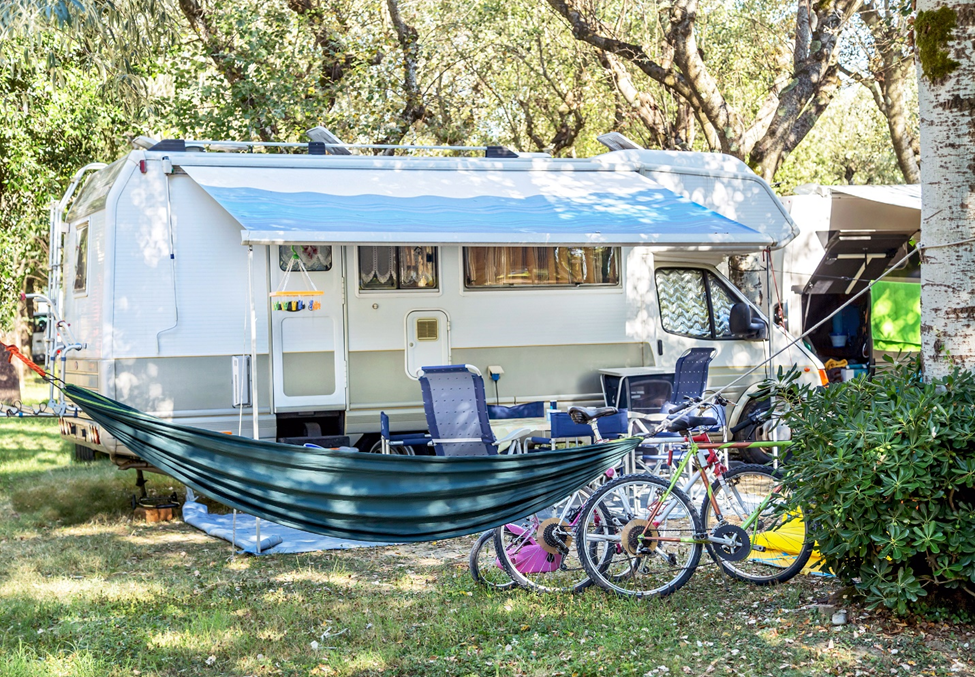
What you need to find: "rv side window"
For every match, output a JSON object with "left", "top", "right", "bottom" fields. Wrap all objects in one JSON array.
[
  {"left": 708, "top": 275, "right": 738, "bottom": 339},
  {"left": 655, "top": 268, "right": 742, "bottom": 340},
  {"left": 463, "top": 246, "right": 619, "bottom": 288},
  {"left": 278, "top": 245, "right": 332, "bottom": 272},
  {"left": 358, "top": 246, "right": 438, "bottom": 290},
  {"left": 73, "top": 225, "right": 89, "bottom": 294}
]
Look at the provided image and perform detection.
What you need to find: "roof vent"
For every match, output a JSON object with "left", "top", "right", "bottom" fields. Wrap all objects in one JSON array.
[
  {"left": 306, "top": 126, "right": 352, "bottom": 155},
  {"left": 131, "top": 135, "right": 159, "bottom": 150},
  {"left": 596, "top": 132, "right": 643, "bottom": 151}
]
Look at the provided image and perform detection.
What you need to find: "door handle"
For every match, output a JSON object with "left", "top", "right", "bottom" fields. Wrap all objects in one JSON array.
[{"left": 657, "top": 340, "right": 663, "bottom": 356}]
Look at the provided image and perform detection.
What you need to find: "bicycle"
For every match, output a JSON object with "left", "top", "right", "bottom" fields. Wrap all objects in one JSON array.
[
  {"left": 493, "top": 483, "right": 615, "bottom": 593},
  {"left": 570, "top": 400, "right": 813, "bottom": 598},
  {"left": 469, "top": 530, "right": 515, "bottom": 590}
]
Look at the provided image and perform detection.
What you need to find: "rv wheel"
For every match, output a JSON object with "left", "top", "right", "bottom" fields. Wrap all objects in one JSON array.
[
  {"left": 74, "top": 444, "right": 95, "bottom": 463},
  {"left": 732, "top": 399, "right": 789, "bottom": 465}
]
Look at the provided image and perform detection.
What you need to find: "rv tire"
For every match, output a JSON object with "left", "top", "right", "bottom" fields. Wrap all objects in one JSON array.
[
  {"left": 74, "top": 444, "right": 96, "bottom": 463},
  {"left": 732, "top": 399, "right": 781, "bottom": 465}
]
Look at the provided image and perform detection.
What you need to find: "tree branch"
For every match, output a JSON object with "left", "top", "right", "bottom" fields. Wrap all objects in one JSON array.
[
  {"left": 177, "top": 0, "right": 279, "bottom": 141},
  {"left": 666, "top": 0, "right": 741, "bottom": 153},
  {"left": 544, "top": 0, "right": 695, "bottom": 102},
  {"left": 378, "top": 0, "right": 428, "bottom": 149}
]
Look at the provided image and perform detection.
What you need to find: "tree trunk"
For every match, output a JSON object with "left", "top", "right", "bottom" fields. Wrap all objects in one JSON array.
[
  {"left": 885, "top": 59, "right": 922, "bottom": 184},
  {"left": 916, "top": 0, "right": 975, "bottom": 378},
  {"left": 854, "top": 2, "right": 921, "bottom": 184}
]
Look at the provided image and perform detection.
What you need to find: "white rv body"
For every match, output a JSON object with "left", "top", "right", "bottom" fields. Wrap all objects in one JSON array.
[{"left": 54, "top": 144, "right": 823, "bottom": 462}]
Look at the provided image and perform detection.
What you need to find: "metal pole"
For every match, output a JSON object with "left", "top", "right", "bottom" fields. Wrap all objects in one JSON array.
[
  {"left": 248, "top": 246, "right": 260, "bottom": 441},
  {"left": 248, "top": 245, "right": 261, "bottom": 556}
]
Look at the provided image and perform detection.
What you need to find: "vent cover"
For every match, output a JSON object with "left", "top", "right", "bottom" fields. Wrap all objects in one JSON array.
[{"left": 416, "top": 317, "right": 439, "bottom": 341}]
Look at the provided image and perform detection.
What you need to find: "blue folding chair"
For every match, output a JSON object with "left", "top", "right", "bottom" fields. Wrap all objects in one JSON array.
[
  {"left": 529, "top": 409, "right": 629, "bottom": 450},
  {"left": 486, "top": 401, "right": 545, "bottom": 420},
  {"left": 417, "top": 365, "right": 533, "bottom": 456},
  {"left": 661, "top": 348, "right": 716, "bottom": 414},
  {"left": 379, "top": 411, "right": 431, "bottom": 455},
  {"left": 631, "top": 347, "right": 722, "bottom": 472}
]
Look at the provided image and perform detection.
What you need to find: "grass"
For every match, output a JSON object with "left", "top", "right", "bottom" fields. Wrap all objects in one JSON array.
[
  {"left": 1, "top": 418, "right": 973, "bottom": 676},
  {"left": 20, "top": 375, "right": 52, "bottom": 407}
]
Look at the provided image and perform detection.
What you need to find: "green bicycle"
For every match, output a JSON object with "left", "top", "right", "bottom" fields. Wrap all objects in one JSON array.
[{"left": 571, "top": 400, "right": 813, "bottom": 598}]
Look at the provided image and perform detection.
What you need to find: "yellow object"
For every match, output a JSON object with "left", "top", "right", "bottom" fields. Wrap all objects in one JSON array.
[
  {"left": 751, "top": 513, "right": 827, "bottom": 575},
  {"left": 269, "top": 290, "right": 324, "bottom": 297},
  {"left": 823, "top": 358, "right": 848, "bottom": 370}
]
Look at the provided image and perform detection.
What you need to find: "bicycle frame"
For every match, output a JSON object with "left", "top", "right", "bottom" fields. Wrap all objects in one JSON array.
[{"left": 642, "top": 438, "right": 792, "bottom": 548}]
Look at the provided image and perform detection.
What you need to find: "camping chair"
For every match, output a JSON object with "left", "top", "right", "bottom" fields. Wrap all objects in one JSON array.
[
  {"left": 486, "top": 401, "right": 545, "bottom": 420},
  {"left": 631, "top": 347, "right": 720, "bottom": 473},
  {"left": 528, "top": 409, "right": 629, "bottom": 451},
  {"left": 417, "top": 365, "right": 533, "bottom": 457},
  {"left": 379, "top": 412, "right": 430, "bottom": 455}
]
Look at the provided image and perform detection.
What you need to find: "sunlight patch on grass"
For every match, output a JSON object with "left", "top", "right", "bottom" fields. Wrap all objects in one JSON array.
[
  {"left": 0, "top": 644, "right": 121, "bottom": 677},
  {"left": 0, "top": 572, "right": 168, "bottom": 605},
  {"left": 334, "top": 649, "right": 388, "bottom": 673},
  {"left": 119, "top": 529, "right": 208, "bottom": 548},
  {"left": 148, "top": 609, "right": 240, "bottom": 652}
]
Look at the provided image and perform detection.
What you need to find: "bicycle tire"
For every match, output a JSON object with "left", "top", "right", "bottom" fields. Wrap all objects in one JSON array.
[
  {"left": 494, "top": 489, "right": 601, "bottom": 593},
  {"left": 469, "top": 529, "right": 515, "bottom": 590},
  {"left": 576, "top": 473, "right": 703, "bottom": 599},
  {"left": 701, "top": 464, "right": 814, "bottom": 585}
]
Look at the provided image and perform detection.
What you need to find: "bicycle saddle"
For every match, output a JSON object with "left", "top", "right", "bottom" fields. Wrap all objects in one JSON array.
[
  {"left": 666, "top": 414, "right": 718, "bottom": 433},
  {"left": 568, "top": 406, "right": 619, "bottom": 425}
]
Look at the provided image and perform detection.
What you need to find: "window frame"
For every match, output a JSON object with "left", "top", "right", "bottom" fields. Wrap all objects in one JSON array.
[
  {"left": 461, "top": 246, "right": 622, "bottom": 291},
  {"left": 72, "top": 221, "right": 90, "bottom": 297},
  {"left": 654, "top": 266, "right": 754, "bottom": 341},
  {"left": 278, "top": 245, "right": 333, "bottom": 273},
  {"left": 354, "top": 245, "right": 441, "bottom": 296}
]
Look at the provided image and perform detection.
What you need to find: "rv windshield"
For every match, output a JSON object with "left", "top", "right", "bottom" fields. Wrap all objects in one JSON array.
[{"left": 656, "top": 267, "right": 741, "bottom": 340}]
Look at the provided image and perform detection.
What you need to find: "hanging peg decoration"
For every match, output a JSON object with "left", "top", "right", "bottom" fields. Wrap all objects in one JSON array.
[{"left": 270, "top": 246, "right": 324, "bottom": 312}]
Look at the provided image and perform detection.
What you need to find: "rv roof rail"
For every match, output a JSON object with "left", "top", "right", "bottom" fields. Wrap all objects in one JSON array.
[{"left": 146, "top": 138, "right": 518, "bottom": 157}]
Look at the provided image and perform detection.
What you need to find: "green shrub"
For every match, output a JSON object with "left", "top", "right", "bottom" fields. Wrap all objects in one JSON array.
[{"left": 778, "top": 358, "right": 975, "bottom": 615}]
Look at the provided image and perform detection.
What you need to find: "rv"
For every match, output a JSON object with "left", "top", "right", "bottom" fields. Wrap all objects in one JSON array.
[
  {"left": 775, "top": 185, "right": 921, "bottom": 382},
  {"left": 49, "top": 136, "right": 825, "bottom": 466}
]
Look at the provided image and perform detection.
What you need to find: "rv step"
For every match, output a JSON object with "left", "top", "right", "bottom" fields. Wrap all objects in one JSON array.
[{"left": 279, "top": 435, "right": 351, "bottom": 449}]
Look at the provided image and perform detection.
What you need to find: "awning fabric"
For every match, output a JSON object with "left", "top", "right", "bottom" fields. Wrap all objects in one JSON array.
[
  {"left": 871, "top": 280, "right": 921, "bottom": 352},
  {"left": 182, "top": 165, "right": 771, "bottom": 249},
  {"left": 830, "top": 185, "right": 921, "bottom": 211}
]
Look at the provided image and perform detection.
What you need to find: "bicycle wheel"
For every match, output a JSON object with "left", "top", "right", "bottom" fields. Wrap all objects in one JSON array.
[
  {"left": 576, "top": 473, "right": 703, "bottom": 598},
  {"left": 469, "top": 529, "right": 515, "bottom": 590},
  {"left": 701, "top": 464, "right": 813, "bottom": 585},
  {"left": 494, "top": 489, "right": 601, "bottom": 593}
]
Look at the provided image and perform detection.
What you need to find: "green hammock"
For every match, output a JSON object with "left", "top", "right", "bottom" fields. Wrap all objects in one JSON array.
[{"left": 64, "top": 385, "right": 639, "bottom": 543}]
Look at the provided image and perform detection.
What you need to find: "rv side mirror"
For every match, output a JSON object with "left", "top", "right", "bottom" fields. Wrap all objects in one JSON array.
[{"left": 729, "top": 303, "right": 767, "bottom": 339}]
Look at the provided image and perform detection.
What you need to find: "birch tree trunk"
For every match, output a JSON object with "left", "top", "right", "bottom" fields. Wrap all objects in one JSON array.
[{"left": 917, "top": 0, "right": 975, "bottom": 377}]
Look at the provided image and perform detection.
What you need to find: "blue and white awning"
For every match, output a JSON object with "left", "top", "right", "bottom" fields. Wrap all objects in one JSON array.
[{"left": 182, "top": 164, "right": 772, "bottom": 250}]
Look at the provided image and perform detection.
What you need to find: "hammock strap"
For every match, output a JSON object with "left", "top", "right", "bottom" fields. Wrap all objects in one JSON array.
[{"left": 1, "top": 341, "right": 49, "bottom": 379}]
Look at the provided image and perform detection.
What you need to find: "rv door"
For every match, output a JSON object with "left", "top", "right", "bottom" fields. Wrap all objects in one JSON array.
[{"left": 268, "top": 245, "right": 347, "bottom": 411}]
